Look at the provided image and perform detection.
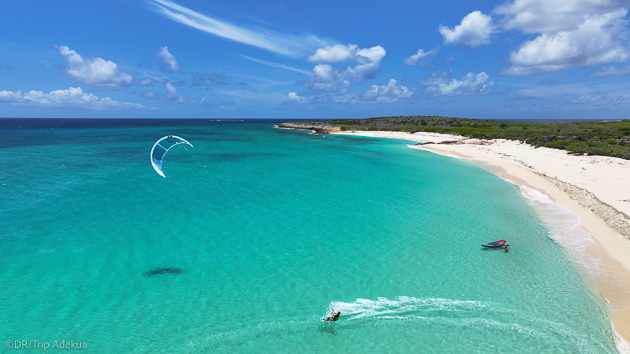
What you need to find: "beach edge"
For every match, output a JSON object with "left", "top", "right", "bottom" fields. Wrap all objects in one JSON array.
[{"left": 332, "top": 130, "right": 630, "bottom": 353}]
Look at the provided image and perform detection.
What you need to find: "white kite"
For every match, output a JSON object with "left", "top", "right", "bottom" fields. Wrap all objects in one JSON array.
[{"left": 150, "top": 135, "right": 193, "bottom": 178}]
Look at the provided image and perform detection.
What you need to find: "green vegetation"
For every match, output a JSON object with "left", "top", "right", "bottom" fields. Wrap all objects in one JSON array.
[{"left": 322, "top": 116, "right": 630, "bottom": 160}]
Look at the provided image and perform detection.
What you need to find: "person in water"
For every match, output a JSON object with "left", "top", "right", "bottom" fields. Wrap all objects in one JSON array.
[
  {"left": 324, "top": 310, "right": 341, "bottom": 322},
  {"left": 505, "top": 244, "right": 509, "bottom": 252}
]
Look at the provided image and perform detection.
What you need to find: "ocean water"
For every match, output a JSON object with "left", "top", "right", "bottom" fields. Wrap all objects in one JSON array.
[{"left": 0, "top": 119, "right": 618, "bottom": 353}]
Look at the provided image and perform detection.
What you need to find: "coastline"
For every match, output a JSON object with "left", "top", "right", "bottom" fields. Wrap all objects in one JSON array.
[{"left": 332, "top": 130, "right": 630, "bottom": 352}]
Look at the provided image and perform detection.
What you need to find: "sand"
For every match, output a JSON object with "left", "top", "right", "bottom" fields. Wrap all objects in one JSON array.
[{"left": 333, "top": 130, "right": 630, "bottom": 352}]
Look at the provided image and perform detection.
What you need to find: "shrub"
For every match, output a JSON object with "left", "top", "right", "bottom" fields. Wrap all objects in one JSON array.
[
  {"left": 548, "top": 140, "right": 570, "bottom": 149},
  {"left": 589, "top": 147, "right": 607, "bottom": 156}
]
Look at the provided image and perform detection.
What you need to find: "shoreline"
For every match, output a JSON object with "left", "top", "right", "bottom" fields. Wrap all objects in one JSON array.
[{"left": 332, "top": 130, "right": 630, "bottom": 352}]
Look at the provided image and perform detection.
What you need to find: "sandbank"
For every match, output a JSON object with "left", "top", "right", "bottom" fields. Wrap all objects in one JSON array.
[{"left": 333, "top": 130, "right": 630, "bottom": 352}]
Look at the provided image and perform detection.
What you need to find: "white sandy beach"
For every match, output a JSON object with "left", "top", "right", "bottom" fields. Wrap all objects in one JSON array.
[{"left": 333, "top": 130, "right": 630, "bottom": 351}]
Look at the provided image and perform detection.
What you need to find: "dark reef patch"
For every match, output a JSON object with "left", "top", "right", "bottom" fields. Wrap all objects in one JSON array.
[{"left": 143, "top": 267, "right": 183, "bottom": 277}]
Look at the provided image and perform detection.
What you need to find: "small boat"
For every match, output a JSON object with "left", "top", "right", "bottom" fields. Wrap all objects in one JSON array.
[{"left": 481, "top": 240, "right": 506, "bottom": 248}]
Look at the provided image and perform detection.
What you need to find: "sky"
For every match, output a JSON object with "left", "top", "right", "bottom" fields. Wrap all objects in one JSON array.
[{"left": 2, "top": 0, "right": 630, "bottom": 119}]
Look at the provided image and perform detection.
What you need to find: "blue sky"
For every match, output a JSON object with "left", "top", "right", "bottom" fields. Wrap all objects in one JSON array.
[{"left": 2, "top": 0, "right": 630, "bottom": 119}]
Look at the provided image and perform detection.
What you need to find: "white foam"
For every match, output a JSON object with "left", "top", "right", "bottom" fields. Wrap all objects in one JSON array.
[
  {"left": 327, "top": 296, "right": 601, "bottom": 351},
  {"left": 519, "top": 185, "right": 601, "bottom": 273},
  {"left": 617, "top": 334, "right": 630, "bottom": 354},
  {"left": 327, "top": 296, "right": 484, "bottom": 320},
  {"left": 519, "top": 186, "right": 630, "bottom": 353}
]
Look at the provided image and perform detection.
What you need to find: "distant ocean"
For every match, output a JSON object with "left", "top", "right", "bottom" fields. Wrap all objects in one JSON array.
[{"left": 0, "top": 118, "right": 618, "bottom": 352}]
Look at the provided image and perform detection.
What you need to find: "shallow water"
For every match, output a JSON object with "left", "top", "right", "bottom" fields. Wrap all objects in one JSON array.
[{"left": 0, "top": 120, "right": 617, "bottom": 352}]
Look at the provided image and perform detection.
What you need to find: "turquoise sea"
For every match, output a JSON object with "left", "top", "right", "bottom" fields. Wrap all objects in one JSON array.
[{"left": 0, "top": 119, "right": 618, "bottom": 353}]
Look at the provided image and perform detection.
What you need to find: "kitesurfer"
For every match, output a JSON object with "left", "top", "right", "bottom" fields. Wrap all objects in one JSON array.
[
  {"left": 323, "top": 310, "right": 341, "bottom": 322},
  {"left": 505, "top": 245, "right": 509, "bottom": 252}
]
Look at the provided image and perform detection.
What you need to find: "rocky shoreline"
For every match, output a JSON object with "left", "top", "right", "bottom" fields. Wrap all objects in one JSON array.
[{"left": 275, "top": 122, "right": 340, "bottom": 134}]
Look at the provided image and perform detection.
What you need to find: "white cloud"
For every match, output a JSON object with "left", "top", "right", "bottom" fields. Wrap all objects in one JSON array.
[
  {"left": 292, "top": 44, "right": 387, "bottom": 103},
  {"left": 306, "top": 43, "right": 386, "bottom": 85},
  {"left": 287, "top": 91, "right": 306, "bottom": 103},
  {"left": 165, "top": 82, "right": 178, "bottom": 96},
  {"left": 562, "top": 91, "right": 630, "bottom": 107},
  {"left": 286, "top": 63, "right": 352, "bottom": 104},
  {"left": 150, "top": 0, "right": 329, "bottom": 57},
  {"left": 142, "top": 81, "right": 185, "bottom": 102},
  {"left": 439, "top": 11, "right": 494, "bottom": 48},
  {"left": 589, "top": 64, "right": 630, "bottom": 76},
  {"left": 313, "top": 64, "right": 334, "bottom": 80},
  {"left": 361, "top": 79, "right": 414, "bottom": 103},
  {"left": 308, "top": 64, "right": 351, "bottom": 93},
  {"left": 504, "top": 9, "right": 629, "bottom": 74},
  {"left": 404, "top": 48, "right": 437, "bottom": 65},
  {"left": 241, "top": 55, "right": 311, "bottom": 76},
  {"left": 57, "top": 45, "right": 132, "bottom": 87},
  {"left": 139, "top": 77, "right": 158, "bottom": 86},
  {"left": 345, "top": 45, "right": 386, "bottom": 80},
  {"left": 0, "top": 87, "right": 144, "bottom": 109},
  {"left": 308, "top": 45, "right": 385, "bottom": 67},
  {"left": 572, "top": 94, "right": 607, "bottom": 103},
  {"left": 0, "top": 90, "right": 21, "bottom": 102},
  {"left": 344, "top": 62, "right": 379, "bottom": 81},
  {"left": 492, "top": 0, "right": 630, "bottom": 74},
  {"left": 307, "top": 44, "right": 358, "bottom": 62},
  {"left": 422, "top": 71, "right": 494, "bottom": 95},
  {"left": 157, "top": 46, "right": 181, "bottom": 70},
  {"left": 495, "top": 0, "right": 622, "bottom": 34},
  {"left": 356, "top": 45, "right": 387, "bottom": 63}
]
